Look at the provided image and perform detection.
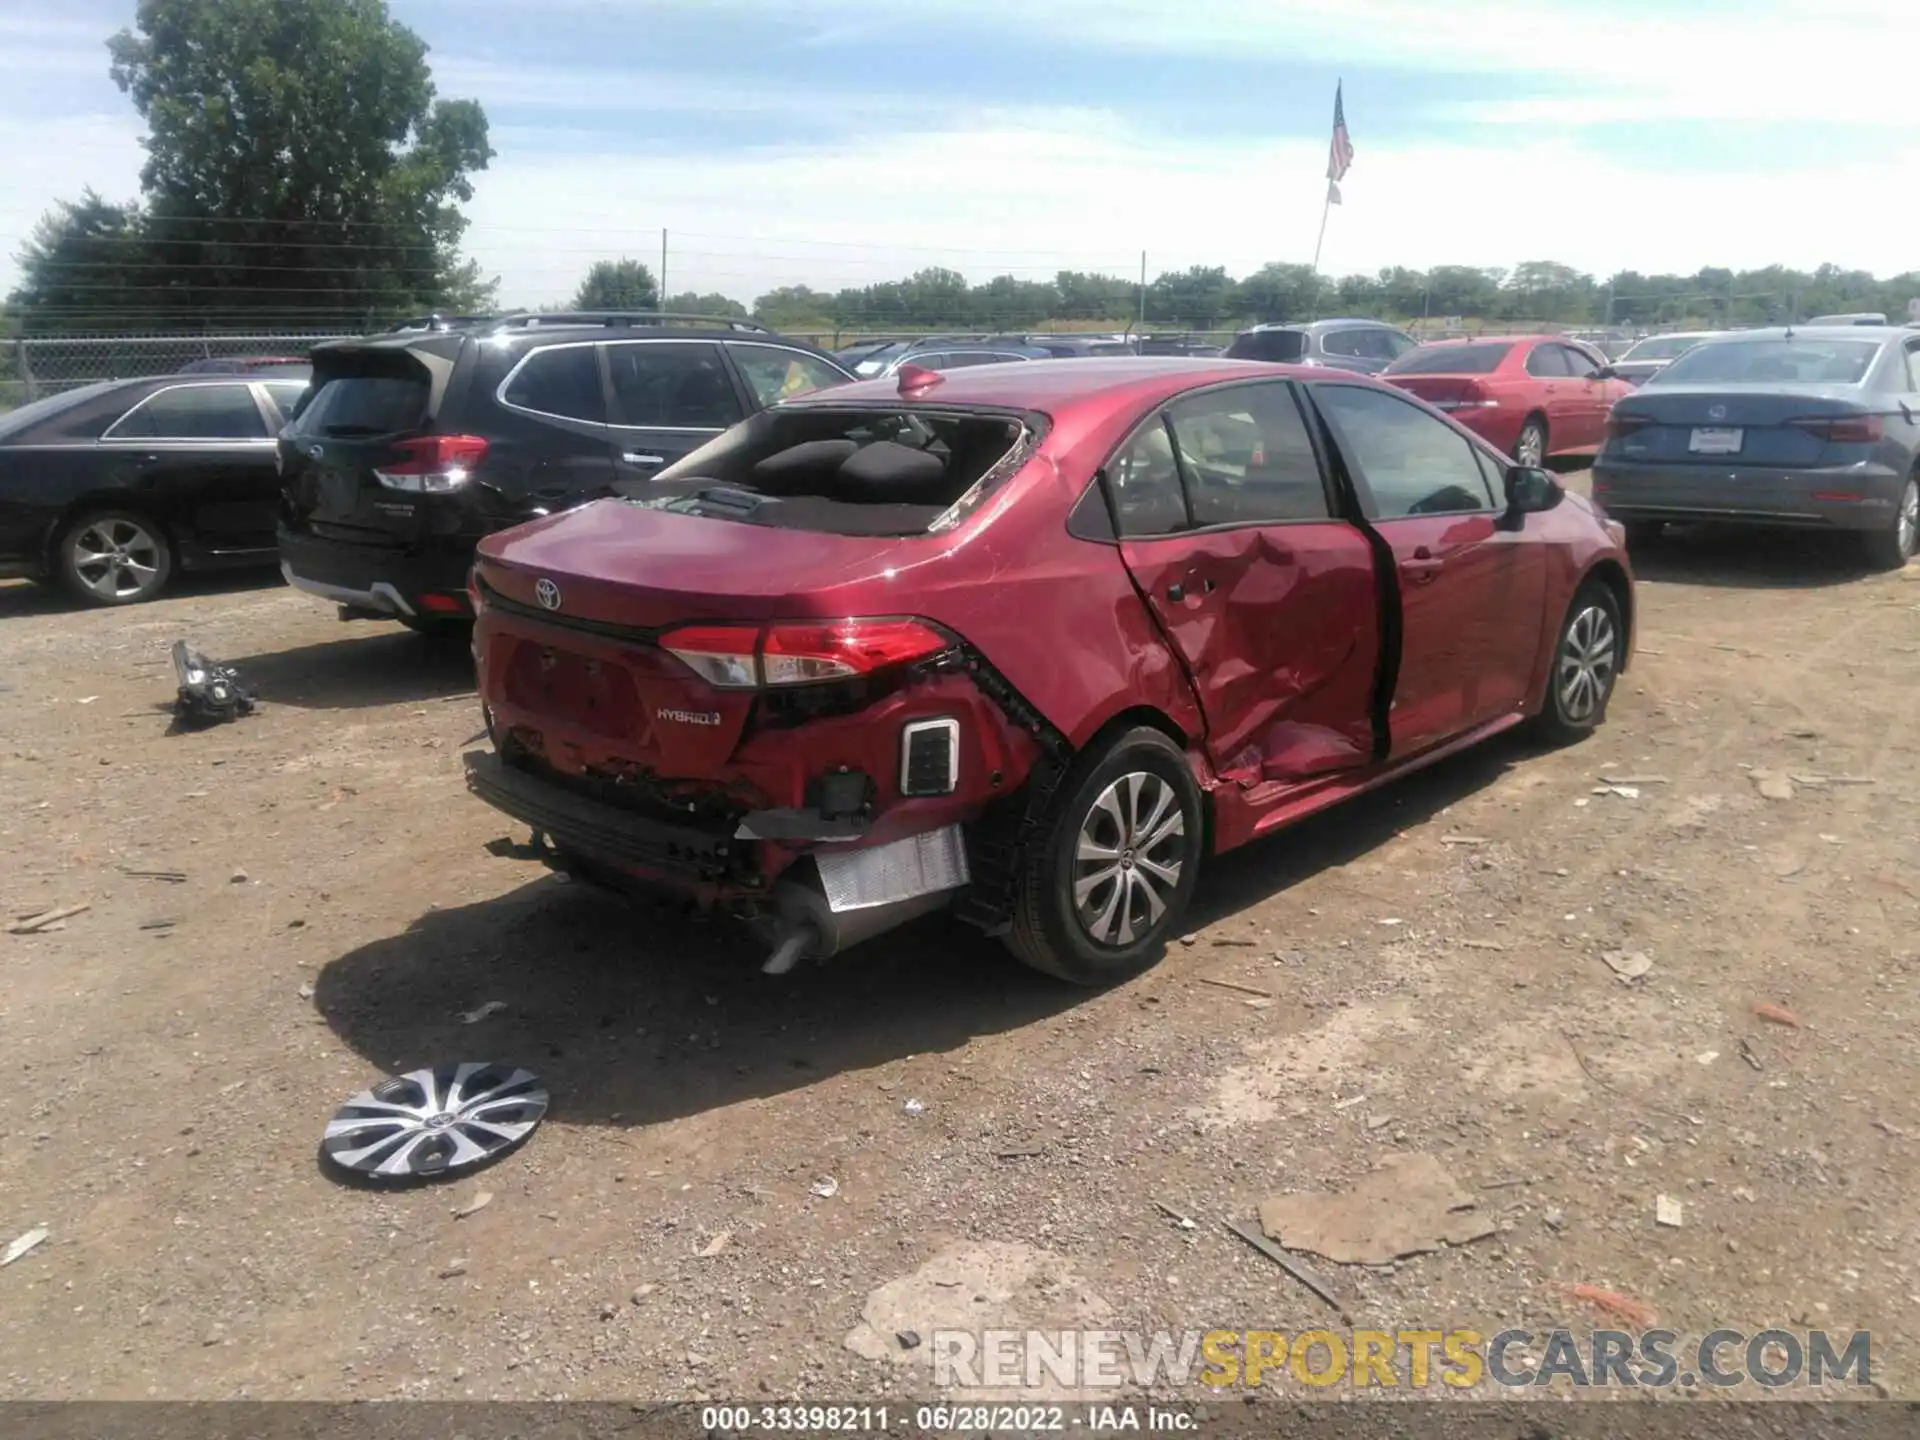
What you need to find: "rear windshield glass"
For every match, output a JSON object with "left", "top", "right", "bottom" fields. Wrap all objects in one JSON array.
[
  {"left": 1384, "top": 342, "right": 1512, "bottom": 375},
  {"left": 1651, "top": 338, "right": 1882, "bottom": 386},
  {"left": 1623, "top": 335, "right": 1711, "bottom": 362},
  {"left": 634, "top": 406, "right": 1032, "bottom": 537},
  {"left": 0, "top": 381, "right": 119, "bottom": 441},
  {"left": 290, "top": 373, "right": 428, "bottom": 437},
  {"left": 1225, "top": 330, "right": 1308, "bottom": 363}
]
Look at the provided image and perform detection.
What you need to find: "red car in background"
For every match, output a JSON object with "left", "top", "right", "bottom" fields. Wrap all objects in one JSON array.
[
  {"left": 1382, "top": 335, "right": 1634, "bottom": 467},
  {"left": 463, "top": 358, "right": 1633, "bottom": 986}
]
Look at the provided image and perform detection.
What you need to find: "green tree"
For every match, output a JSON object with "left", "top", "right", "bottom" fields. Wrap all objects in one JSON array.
[
  {"left": 78, "top": 0, "right": 496, "bottom": 327},
  {"left": 753, "top": 284, "right": 834, "bottom": 332},
  {"left": 1148, "top": 266, "right": 1238, "bottom": 328},
  {"left": 570, "top": 259, "right": 659, "bottom": 310},
  {"left": 1236, "top": 262, "right": 1319, "bottom": 322},
  {"left": 662, "top": 290, "right": 748, "bottom": 320},
  {"left": 8, "top": 190, "right": 150, "bottom": 328}
]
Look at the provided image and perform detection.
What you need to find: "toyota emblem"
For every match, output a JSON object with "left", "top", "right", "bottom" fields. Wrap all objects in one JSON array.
[
  {"left": 1707, "top": 404, "right": 1727, "bottom": 421},
  {"left": 534, "top": 578, "right": 562, "bottom": 612}
]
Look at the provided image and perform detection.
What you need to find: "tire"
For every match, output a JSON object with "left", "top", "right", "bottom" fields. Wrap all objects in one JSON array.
[
  {"left": 1621, "top": 520, "right": 1665, "bottom": 550},
  {"left": 1861, "top": 476, "right": 1918, "bottom": 572},
  {"left": 1530, "top": 581, "right": 1623, "bottom": 746},
  {"left": 1512, "top": 416, "right": 1548, "bottom": 468},
  {"left": 55, "top": 510, "right": 174, "bottom": 607},
  {"left": 1004, "top": 726, "right": 1204, "bottom": 986}
]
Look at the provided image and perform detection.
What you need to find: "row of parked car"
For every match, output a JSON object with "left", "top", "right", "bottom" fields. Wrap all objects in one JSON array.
[
  {"left": 1, "top": 311, "right": 1915, "bottom": 613},
  {"left": 3, "top": 306, "right": 1915, "bottom": 984}
]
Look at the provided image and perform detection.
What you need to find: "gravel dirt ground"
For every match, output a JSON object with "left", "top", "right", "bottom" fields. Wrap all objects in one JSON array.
[{"left": 2, "top": 477, "right": 1918, "bottom": 1404}]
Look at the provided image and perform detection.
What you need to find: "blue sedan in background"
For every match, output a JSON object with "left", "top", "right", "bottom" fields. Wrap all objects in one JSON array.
[{"left": 1593, "top": 326, "right": 1920, "bottom": 568}]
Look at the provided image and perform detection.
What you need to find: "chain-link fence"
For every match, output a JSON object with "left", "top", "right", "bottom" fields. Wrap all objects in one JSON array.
[{"left": 6, "top": 330, "right": 357, "bottom": 404}]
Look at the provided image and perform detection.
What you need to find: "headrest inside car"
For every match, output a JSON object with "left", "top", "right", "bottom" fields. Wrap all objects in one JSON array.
[
  {"left": 836, "top": 441, "right": 949, "bottom": 500},
  {"left": 751, "top": 438, "right": 860, "bottom": 488}
]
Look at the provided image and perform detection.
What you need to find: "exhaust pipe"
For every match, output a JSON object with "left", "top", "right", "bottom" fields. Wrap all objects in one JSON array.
[{"left": 759, "top": 877, "right": 955, "bottom": 975}]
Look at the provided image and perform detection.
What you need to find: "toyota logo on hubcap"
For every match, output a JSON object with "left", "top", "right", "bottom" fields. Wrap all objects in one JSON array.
[{"left": 534, "top": 578, "right": 562, "bottom": 611}]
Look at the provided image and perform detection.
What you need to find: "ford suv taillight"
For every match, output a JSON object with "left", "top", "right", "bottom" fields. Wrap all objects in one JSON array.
[
  {"left": 373, "top": 434, "right": 490, "bottom": 493},
  {"left": 660, "top": 619, "right": 953, "bottom": 689}
]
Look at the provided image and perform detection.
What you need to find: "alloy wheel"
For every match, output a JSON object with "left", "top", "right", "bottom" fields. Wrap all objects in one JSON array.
[
  {"left": 1556, "top": 603, "right": 1618, "bottom": 724},
  {"left": 1516, "top": 424, "right": 1546, "bottom": 468},
  {"left": 1899, "top": 479, "right": 1918, "bottom": 558},
  {"left": 69, "top": 518, "right": 163, "bottom": 601},
  {"left": 1071, "top": 771, "right": 1187, "bottom": 947}
]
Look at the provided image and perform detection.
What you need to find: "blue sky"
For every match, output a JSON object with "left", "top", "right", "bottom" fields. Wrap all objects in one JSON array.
[{"left": 2, "top": 0, "right": 1913, "bottom": 307}]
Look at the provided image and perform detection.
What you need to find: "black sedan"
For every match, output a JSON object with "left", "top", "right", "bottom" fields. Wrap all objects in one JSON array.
[{"left": 0, "top": 374, "right": 308, "bottom": 606}]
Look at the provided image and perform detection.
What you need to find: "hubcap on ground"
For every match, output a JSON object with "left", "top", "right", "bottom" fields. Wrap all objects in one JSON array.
[
  {"left": 1557, "top": 604, "right": 1618, "bottom": 724},
  {"left": 70, "top": 519, "right": 161, "bottom": 600},
  {"left": 1517, "top": 427, "right": 1545, "bottom": 468},
  {"left": 1072, "top": 771, "right": 1186, "bottom": 947},
  {"left": 1898, "top": 481, "right": 1918, "bottom": 556},
  {"left": 322, "top": 1064, "right": 548, "bottom": 1180}
]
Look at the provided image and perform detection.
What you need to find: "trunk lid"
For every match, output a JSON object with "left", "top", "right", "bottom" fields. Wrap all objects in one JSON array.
[
  {"left": 1606, "top": 384, "right": 1880, "bottom": 468},
  {"left": 474, "top": 498, "right": 922, "bottom": 779}
]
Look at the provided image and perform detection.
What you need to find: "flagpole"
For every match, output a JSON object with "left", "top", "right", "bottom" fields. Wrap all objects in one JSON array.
[{"left": 1309, "top": 184, "right": 1333, "bottom": 322}]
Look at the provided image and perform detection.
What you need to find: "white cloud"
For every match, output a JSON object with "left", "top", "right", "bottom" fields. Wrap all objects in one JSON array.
[{"left": 458, "top": 118, "right": 1920, "bottom": 310}]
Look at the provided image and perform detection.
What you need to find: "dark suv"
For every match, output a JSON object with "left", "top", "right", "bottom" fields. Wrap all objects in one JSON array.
[
  {"left": 1225, "top": 319, "right": 1418, "bottom": 374},
  {"left": 277, "top": 312, "right": 853, "bottom": 630}
]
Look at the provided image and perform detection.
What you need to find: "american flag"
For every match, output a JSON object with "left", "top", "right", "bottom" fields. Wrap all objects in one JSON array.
[{"left": 1326, "top": 82, "right": 1354, "bottom": 204}]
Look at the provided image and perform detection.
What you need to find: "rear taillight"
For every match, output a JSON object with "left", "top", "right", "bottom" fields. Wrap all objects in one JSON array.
[
  {"left": 1605, "top": 413, "right": 1651, "bottom": 441},
  {"left": 659, "top": 619, "right": 952, "bottom": 690},
  {"left": 1431, "top": 383, "right": 1496, "bottom": 412},
  {"left": 1789, "top": 415, "right": 1883, "bottom": 444},
  {"left": 373, "top": 434, "right": 490, "bottom": 493}
]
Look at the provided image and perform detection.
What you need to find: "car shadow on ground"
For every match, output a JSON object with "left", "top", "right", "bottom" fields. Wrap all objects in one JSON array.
[
  {"left": 1623, "top": 524, "right": 1879, "bottom": 590},
  {"left": 225, "top": 627, "right": 475, "bottom": 709},
  {"left": 0, "top": 568, "right": 283, "bottom": 619},
  {"left": 314, "top": 732, "right": 1522, "bottom": 1131}
]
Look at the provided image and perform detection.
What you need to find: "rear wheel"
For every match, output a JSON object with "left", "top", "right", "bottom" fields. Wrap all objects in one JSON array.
[
  {"left": 1004, "top": 726, "right": 1204, "bottom": 986},
  {"left": 399, "top": 615, "right": 473, "bottom": 641},
  {"left": 55, "top": 510, "right": 173, "bottom": 607},
  {"left": 1531, "top": 581, "right": 1622, "bottom": 746},
  {"left": 1861, "top": 477, "right": 1917, "bottom": 571},
  {"left": 1513, "top": 416, "right": 1548, "bottom": 468}
]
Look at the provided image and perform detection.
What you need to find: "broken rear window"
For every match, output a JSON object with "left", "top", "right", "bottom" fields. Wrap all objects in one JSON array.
[{"left": 633, "top": 406, "right": 1035, "bottom": 537}]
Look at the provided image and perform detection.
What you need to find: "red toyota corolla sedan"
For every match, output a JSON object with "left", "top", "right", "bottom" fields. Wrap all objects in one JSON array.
[
  {"left": 1382, "top": 335, "right": 1635, "bottom": 467},
  {"left": 463, "top": 358, "right": 1633, "bottom": 985}
]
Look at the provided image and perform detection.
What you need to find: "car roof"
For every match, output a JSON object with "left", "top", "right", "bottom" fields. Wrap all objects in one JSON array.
[
  {"left": 1701, "top": 325, "right": 1903, "bottom": 341},
  {"left": 1245, "top": 318, "right": 1404, "bottom": 334},
  {"left": 782, "top": 355, "right": 1351, "bottom": 414}
]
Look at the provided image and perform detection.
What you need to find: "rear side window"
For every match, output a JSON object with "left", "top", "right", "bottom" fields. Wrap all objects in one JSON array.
[
  {"left": 1525, "top": 345, "right": 1571, "bottom": 378},
  {"left": 606, "top": 343, "right": 741, "bottom": 428},
  {"left": 1905, "top": 342, "right": 1920, "bottom": 393},
  {"left": 1382, "top": 331, "right": 1418, "bottom": 359},
  {"left": 501, "top": 346, "right": 606, "bottom": 423},
  {"left": 293, "top": 374, "right": 428, "bottom": 437},
  {"left": 730, "top": 345, "right": 847, "bottom": 407},
  {"left": 1107, "top": 419, "right": 1190, "bottom": 536},
  {"left": 1321, "top": 329, "right": 1369, "bottom": 359},
  {"left": 108, "top": 385, "right": 266, "bottom": 440},
  {"left": 1226, "top": 330, "right": 1307, "bottom": 363},
  {"left": 1313, "top": 385, "right": 1495, "bottom": 518},
  {"left": 1385, "top": 342, "right": 1513, "bottom": 376},
  {"left": 263, "top": 381, "right": 308, "bottom": 422},
  {"left": 1166, "top": 382, "right": 1329, "bottom": 525}
]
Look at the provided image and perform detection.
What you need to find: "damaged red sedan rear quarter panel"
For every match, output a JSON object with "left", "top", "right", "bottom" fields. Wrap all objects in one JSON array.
[{"left": 470, "top": 356, "right": 1630, "bottom": 930}]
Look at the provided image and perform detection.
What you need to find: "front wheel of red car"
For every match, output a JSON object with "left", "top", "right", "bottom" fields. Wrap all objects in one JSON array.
[
  {"left": 1531, "top": 581, "right": 1622, "bottom": 746},
  {"left": 1005, "top": 727, "right": 1204, "bottom": 986}
]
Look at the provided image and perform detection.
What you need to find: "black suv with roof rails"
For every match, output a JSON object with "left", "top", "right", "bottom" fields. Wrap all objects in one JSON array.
[{"left": 276, "top": 311, "right": 854, "bottom": 631}]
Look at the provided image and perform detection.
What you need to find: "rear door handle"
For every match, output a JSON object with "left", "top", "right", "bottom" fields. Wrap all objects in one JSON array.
[
  {"left": 621, "top": 452, "right": 665, "bottom": 467},
  {"left": 1400, "top": 546, "right": 1444, "bottom": 584}
]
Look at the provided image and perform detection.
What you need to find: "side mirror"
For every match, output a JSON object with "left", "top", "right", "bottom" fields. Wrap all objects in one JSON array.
[{"left": 1503, "top": 465, "right": 1562, "bottom": 521}]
